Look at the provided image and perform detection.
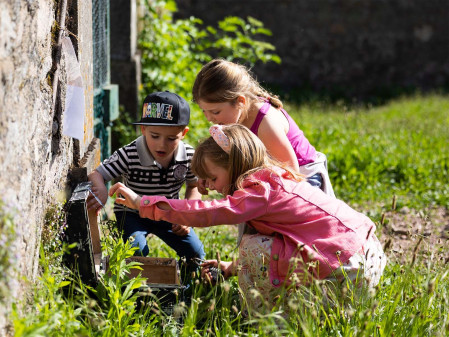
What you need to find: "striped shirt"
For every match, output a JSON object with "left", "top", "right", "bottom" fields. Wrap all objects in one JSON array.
[{"left": 96, "top": 135, "right": 197, "bottom": 213}]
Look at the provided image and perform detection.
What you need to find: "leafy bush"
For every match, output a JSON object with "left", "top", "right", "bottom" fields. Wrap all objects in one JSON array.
[{"left": 131, "top": 0, "right": 281, "bottom": 145}]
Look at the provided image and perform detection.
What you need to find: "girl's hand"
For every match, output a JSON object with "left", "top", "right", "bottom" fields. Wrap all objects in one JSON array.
[
  {"left": 200, "top": 260, "right": 235, "bottom": 283},
  {"left": 109, "top": 182, "right": 141, "bottom": 210},
  {"left": 196, "top": 179, "right": 209, "bottom": 195}
]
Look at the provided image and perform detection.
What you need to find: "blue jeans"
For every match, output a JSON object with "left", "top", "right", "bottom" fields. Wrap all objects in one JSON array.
[
  {"left": 307, "top": 173, "right": 323, "bottom": 189},
  {"left": 115, "top": 211, "right": 205, "bottom": 284}
]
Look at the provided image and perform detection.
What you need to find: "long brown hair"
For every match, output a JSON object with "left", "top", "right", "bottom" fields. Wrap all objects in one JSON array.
[
  {"left": 192, "top": 59, "right": 283, "bottom": 119},
  {"left": 191, "top": 124, "right": 303, "bottom": 195}
]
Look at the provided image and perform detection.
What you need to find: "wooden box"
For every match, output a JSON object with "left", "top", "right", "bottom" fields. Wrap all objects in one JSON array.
[{"left": 63, "top": 182, "right": 183, "bottom": 306}]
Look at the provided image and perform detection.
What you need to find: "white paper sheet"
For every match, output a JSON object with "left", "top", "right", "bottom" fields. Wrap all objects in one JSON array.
[{"left": 61, "top": 36, "right": 85, "bottom": 140}]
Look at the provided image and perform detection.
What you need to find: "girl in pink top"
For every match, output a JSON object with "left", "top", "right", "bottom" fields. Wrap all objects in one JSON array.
[
  {"left": 192, "top": 59, "right": 332, "bottom": 191},
  {"left": 109, "top": 124, "right": 386, "bottom": 315}
]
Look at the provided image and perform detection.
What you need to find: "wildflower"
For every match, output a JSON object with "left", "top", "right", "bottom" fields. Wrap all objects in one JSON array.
[
  {"left": 208, "top": 299, "right": 215, "bottom": 312},
  {"left": 306, "top": 261, "right": 317, "bottom": 269},
  {"left": 173, "top": 304, "right": 186, "bottom": 319},
  {"left": 128, "top": 235, "right": 135, "bottom": 243},
  {"left": 222, "top": 281, "right": 230, "bottom": 293},
  {"left": 249, "top": 288, "right": 261, "bottom": 299},
  {"left": 347, "top": 308, "right": 355, "bottom": 318},
  {"left": 289, "top": 256, "right": 301, "bottom": 265},
  {"left": 232, "top": 305, "right": 239, "bottom": 314},
  {"left": 288, "top": 298, "right": 298, "bottom": 310},
  {"left": 289, "top": 273, "right": 300, "bottom": 284},
  {"left": 192, "top": 297, "right": 203, "bottom": 304},
  {"left": 428, "top": 279, "right": 435, "bottom": 294}
]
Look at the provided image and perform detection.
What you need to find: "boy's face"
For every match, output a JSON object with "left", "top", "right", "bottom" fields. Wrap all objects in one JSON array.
[{"left": 140, "top": 125, "right": 188, "bottom": 167}]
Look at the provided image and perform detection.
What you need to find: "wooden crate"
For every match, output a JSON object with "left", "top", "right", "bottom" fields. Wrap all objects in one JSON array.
[
  {"left": 64, "top": 182, "right": 180, "bottom": 286},
  {"left": 125, "top": 256, "right": 179, "bottom": 284}
]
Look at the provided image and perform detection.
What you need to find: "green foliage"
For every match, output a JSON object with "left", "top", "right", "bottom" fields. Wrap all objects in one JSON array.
[
  {"left": 13, "top": 227, "right": 160, "bottom": 336},
  {"left": 112, "top": 105, "right": 139, "bottom": 149},
  {"left": 41, "top": 202, "right": 68, "bottom": 279},
  {"left": 11, "top": 208, "right": 449, "bottom": 336},
  {"left": 12, "top": 94, "right": 449, "bottom": 335},
  {"left": 12, "top": 247, "right": 90, "bottom": 337},
  {"left": 287, "top": 93, "right": 449, "bottom": 212},
  {"left": 137, "top": 0, "right": 280, "bottom": 144},
  {"left": 0, "top": 200, "right": 19, "bottom": 309}
]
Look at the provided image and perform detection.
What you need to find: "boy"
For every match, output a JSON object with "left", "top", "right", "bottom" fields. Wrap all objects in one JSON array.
[{"left": 87, "top": 91, "right": 205, "bottom": 281}]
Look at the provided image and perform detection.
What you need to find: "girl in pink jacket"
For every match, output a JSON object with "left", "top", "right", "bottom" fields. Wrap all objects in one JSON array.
[{"left": 109, "top": 124, "right": 386, "bottom": 315}]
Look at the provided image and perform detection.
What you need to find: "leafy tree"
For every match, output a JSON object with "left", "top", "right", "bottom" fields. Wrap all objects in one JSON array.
[{"left": 116, "top": 0, "right": 281, "bottom": 145}]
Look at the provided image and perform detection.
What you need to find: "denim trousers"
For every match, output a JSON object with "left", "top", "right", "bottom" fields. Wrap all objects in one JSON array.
[
  {"left": 307, "top": 172, "right": 323, "bottom": 189},
  {"left": 115, "top": 211, "right": 205, "bottom": 284}
]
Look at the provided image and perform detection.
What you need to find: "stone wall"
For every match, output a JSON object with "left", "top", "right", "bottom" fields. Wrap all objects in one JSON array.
[
  {"left": 0, "top": 0, "right": 100, "bottom": 332},
  {"left": 175, "top": 0, "right": 449, "bottom": 98}
]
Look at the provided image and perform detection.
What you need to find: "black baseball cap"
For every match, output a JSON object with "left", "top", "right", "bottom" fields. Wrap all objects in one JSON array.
[{"left": 133, "top": 91, "right": 190, "bottom": 126}]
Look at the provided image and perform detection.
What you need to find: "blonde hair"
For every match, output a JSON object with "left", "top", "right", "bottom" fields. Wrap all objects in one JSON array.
[
  {"left": 192, "top": 59, "right": 283, "bottom": 119},
  {"left": 191, "top": 124, "right": 303, "bottom": 195}
]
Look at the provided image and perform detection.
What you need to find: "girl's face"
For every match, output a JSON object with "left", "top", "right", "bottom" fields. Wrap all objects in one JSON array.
[
  {"left": 203, "top": 156, "right": 230, "bottom": 194},
  {"left": 198, "top": 98, "right": 245, "bottom": 125}
]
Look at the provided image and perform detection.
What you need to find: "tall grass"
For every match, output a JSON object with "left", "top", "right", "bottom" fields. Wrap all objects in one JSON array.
[
  {"left": 10, "top": 93, "right": 449, "bottom": 336},
  {"left": 287, "top": 93, "right": 449, "bottom": 211}
]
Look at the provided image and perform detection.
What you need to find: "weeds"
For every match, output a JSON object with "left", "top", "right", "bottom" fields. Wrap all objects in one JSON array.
[{"left": 9, "top": 94, "right": 449, "bottom": 336}]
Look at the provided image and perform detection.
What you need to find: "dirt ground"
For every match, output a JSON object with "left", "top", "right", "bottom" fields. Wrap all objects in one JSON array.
[{"left": 378, "top": 206, "right": 449, "bottom": 265}]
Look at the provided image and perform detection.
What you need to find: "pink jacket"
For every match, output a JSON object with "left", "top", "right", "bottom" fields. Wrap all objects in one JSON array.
[{"left": 140, "top": 168, "right": 374, "bottom": 287}]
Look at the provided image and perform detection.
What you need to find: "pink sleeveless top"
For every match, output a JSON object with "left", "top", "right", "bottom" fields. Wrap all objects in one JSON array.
[{"left": 250, "top": 100, "right": 316, "bottom": 166}]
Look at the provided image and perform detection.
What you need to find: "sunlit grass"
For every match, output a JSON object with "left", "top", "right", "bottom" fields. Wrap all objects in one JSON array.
[
  {"left": 10, "top": 93, "right": 449, "bottom": 336},
  {"left": 287, "top": 93, "right": 449, "bottom": 211}
]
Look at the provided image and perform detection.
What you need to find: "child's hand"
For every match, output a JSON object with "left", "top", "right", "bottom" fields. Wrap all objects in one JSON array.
[
  {"left": 87, "top": 170, "right": 108, "bottom": 215},
  {"left": 200, "top": 260, "right": 235, "bottom": 283},
  {"left": 197, "top": 179, "right": 209, "bottom": 195},
  {"left": 171, "top": 224, "right": 190, "bottom": 236},
  {"left": 86, "top": 185, "right": 108, "bottom": 215},
  {"left": 109, "top": 182, "right": 141, "bottom": 210}
]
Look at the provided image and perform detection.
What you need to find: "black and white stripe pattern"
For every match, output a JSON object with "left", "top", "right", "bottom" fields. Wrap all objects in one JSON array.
[{"left": 96, "top": 136, "right": 197, "bottom": 213}]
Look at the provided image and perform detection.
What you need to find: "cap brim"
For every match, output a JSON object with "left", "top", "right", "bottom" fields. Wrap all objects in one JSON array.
[{"left": 132, "top": 122, "right": 185, "bottom": 126}]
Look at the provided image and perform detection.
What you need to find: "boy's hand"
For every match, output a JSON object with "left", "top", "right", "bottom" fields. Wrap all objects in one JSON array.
[
  {"left": 109, "top": 182, "right": 141, "bottom": 210},
  {"left": 87, "top": 171, "right": 108, "bottom": 215},
  {"left": 171, "top": 224, "right": 190, "bottom": 236}
]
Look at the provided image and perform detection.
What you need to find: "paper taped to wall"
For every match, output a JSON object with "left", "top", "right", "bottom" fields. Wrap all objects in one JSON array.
[{"left": 61, "top": 36, "right": 85, "bottom": 141}]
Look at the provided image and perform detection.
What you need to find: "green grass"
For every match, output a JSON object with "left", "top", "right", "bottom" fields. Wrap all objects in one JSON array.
[
  {"left": 9, "top": 93, "right": 449, "bottom": 336},
  {"left": 287, "top": 93, "right": 449, "bottom": 211}
]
